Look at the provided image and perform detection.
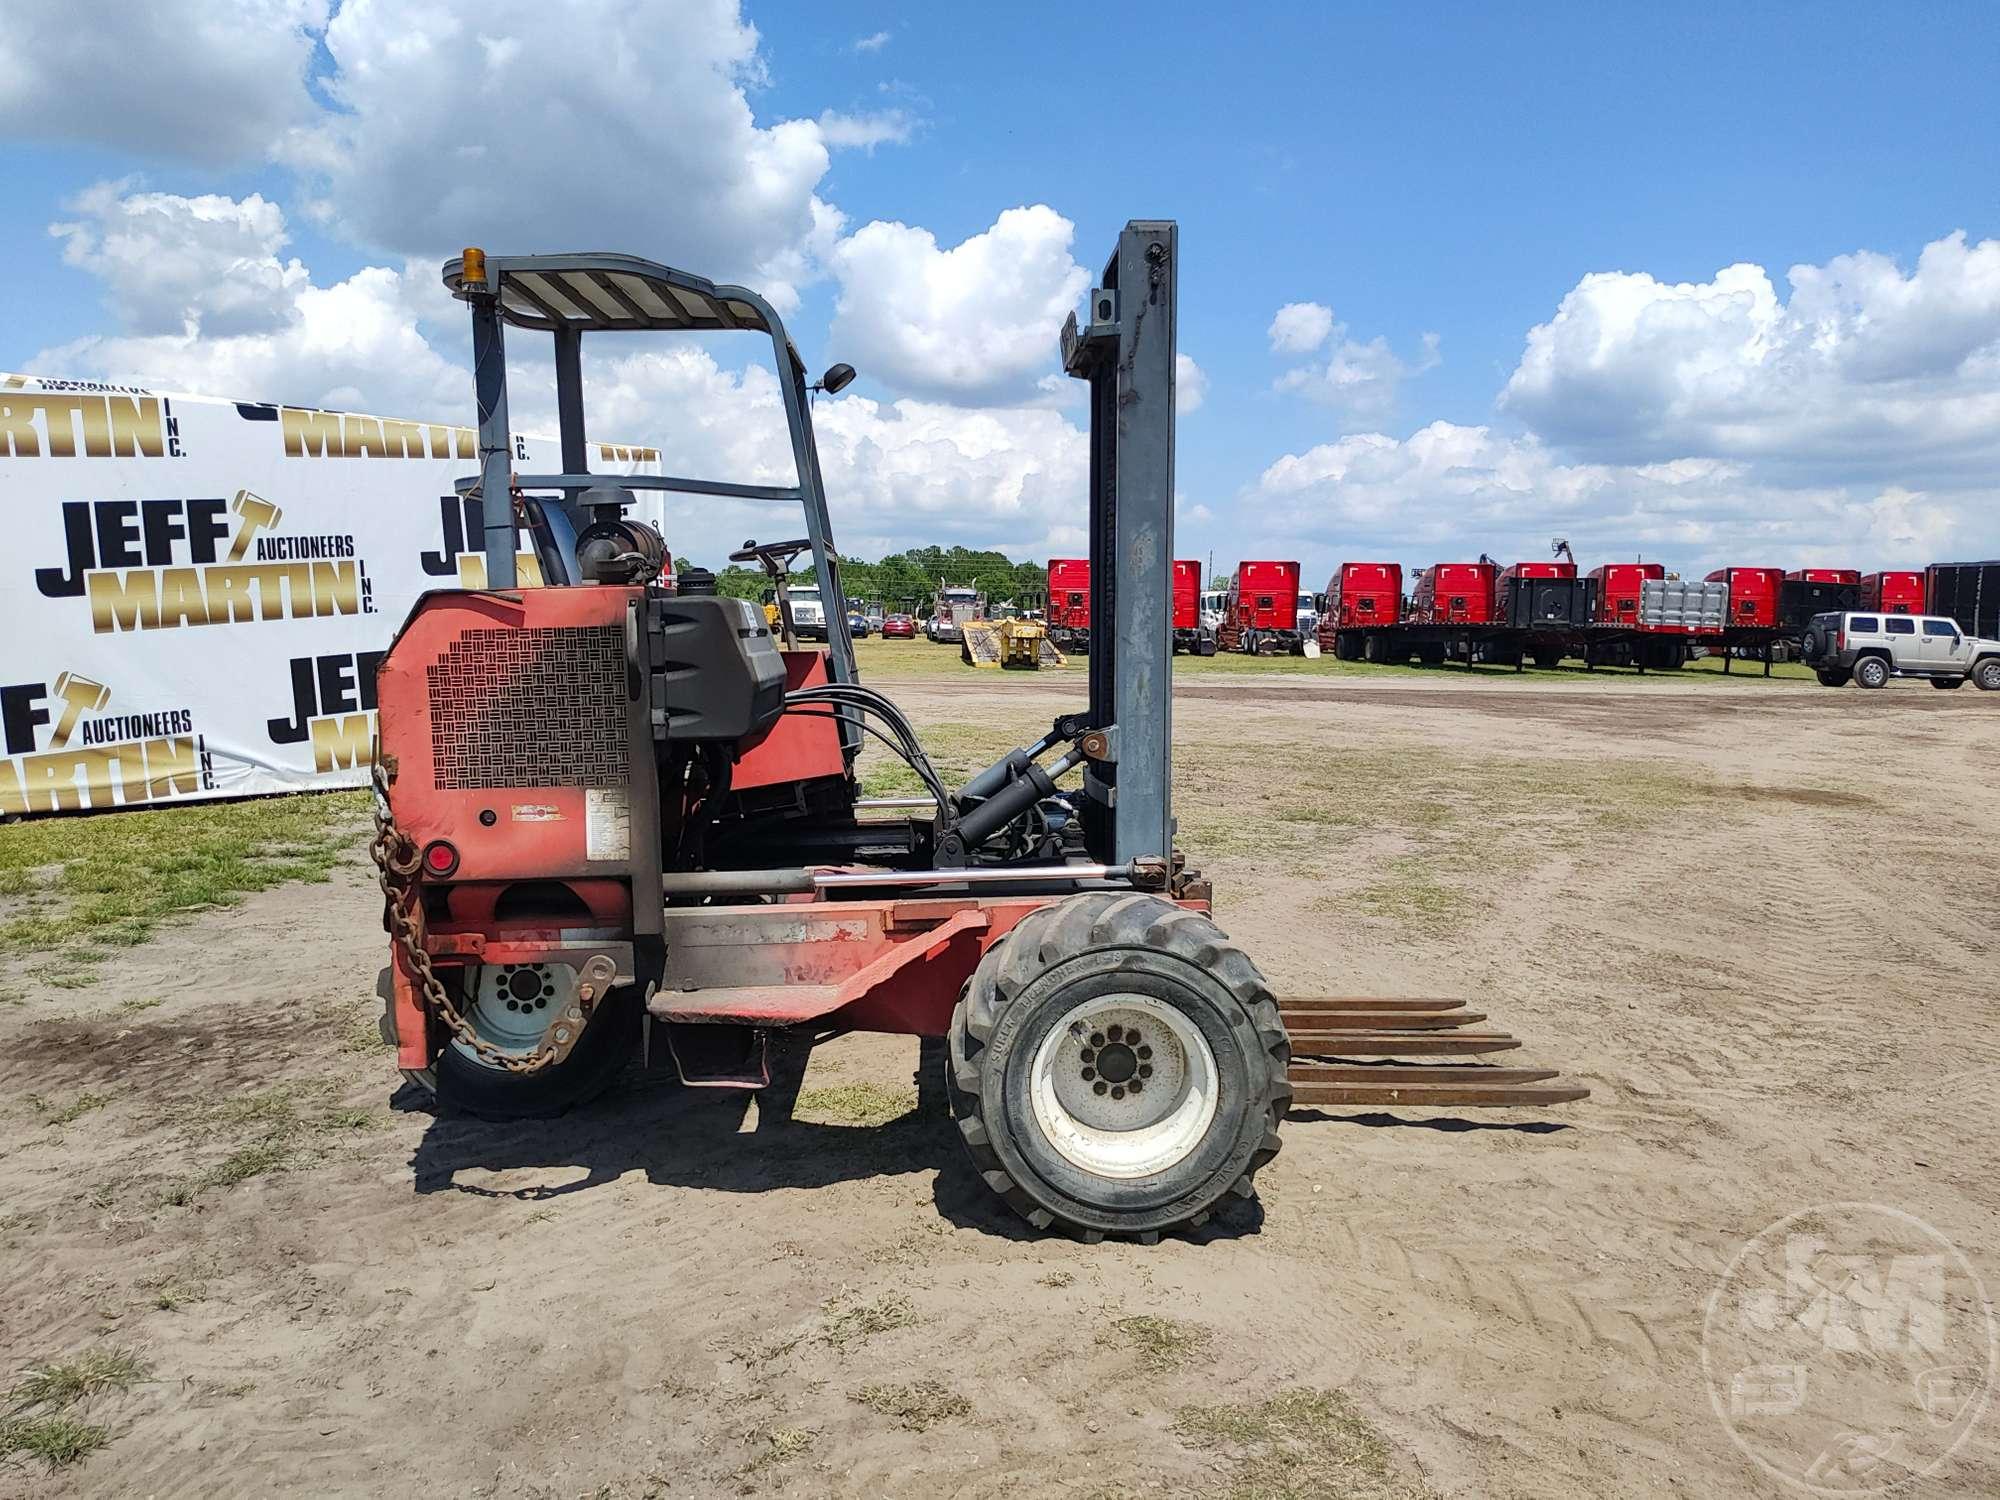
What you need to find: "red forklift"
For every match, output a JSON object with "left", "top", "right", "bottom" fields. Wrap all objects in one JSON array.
[{"left": 370, "top": 225, "right": 1582, "bottom": 1242}]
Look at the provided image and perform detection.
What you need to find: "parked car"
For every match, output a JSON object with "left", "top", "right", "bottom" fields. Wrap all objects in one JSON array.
[
  {"left": 881, "top": 613, "right": 916, "bottom": 639},
  {"left": 1799, "top": 611, "right": 2000, "bottom": 690},
  {"left": 847, "top": 612, "right": 870, "bottom": 639}
]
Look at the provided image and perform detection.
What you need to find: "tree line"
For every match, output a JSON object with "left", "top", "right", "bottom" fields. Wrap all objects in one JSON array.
[{"left": 685, "top": 545, "right": 1049, "bottom": 609}]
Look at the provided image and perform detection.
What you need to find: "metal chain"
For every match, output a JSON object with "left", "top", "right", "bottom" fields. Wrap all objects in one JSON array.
[{"left": 369, "top": 759, "right": 558, "bottom": 1075}]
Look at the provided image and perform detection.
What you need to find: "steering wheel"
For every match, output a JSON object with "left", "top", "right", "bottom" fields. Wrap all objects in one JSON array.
[{"left": 730, "top": 538, "right": 814, "bottom": 577}]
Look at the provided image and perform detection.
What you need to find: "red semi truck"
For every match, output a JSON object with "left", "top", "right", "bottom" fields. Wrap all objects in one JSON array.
[
  {"left": 1411, "top": 562, "right": 1498, "bottom": 625},
  {"left": 1317, "top": 562, "right": 1402, "bottom": 656},
  {"left": 1045, "top": 557, "right": 1091, "bottom": 648},
  {"left": 1860, "top": 570, "right": 1925, "bottom": 614},
  {"left": 1171, "top": 559, "right": 1215, "bottom": 654},
  {"left": 1705, "top": 566, "right": 1785, "bottom": 628},
  {"left": 1587, "top": 562, "right": 1665, "bottom": 626},
  {"left": 1218, "top": 560, "right": 1304, "bottom": 654}
]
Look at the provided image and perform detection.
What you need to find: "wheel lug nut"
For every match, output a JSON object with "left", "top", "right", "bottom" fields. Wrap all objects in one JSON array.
[
  {"left": 1080, "top": 1048, "right": 1095, "bottom": 1064},
  {"left": 1089, "top": 1032, "right": 1105, "bottom": 1048},
  {"left": 1136, "top": 1045, "right": 1152, "bottom": 1060},
  {"left": 1138, "top": 1063, "right": 1153, "bottom": 1078},
  {"left": 1106, "top": 1025, "right": 1122, "bottom": 1042},
  {"left": 1110, "top": 1086, "right": 1126, "bottom": 1100},
  {"left": 1081, "top": 1068, "right": 1095, "bottom": 1081},
  {"left": 1128, "top": 1079, "right": 1143, "bottom": 1093},
  {"left": 1093, "top": 1081, "right": 1108, "bottom": 1096}
]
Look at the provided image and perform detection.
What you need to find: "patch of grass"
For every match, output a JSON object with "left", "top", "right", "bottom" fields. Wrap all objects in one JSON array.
[
  {"left": 336, "top": 1015, "right": 384, "bottom": 1053},
  {"left": 1104, "top": 1314, "right": 1212, "bottom": 1372},
  {"left": 157, "top": 1082, "right": 378, "bottom": 1203},
  {"left": 1038, "top": 1270, "right": 1075, "bottom": 1288},
  {"left": 849, "top": 1380, "right": 971, "bottom": 1432},
  {"left": 1354, "top": 857, "right": 1458, "bottom": 920},
  {"left": 8, "top": 1349, "right": 149, "bottom": 1410},
  {"left": 741, "top": 1425, "right": 816, "bottom": 1474},
  {"left": 1173, "top": 1388, "right": 1433, "bottom": 1500},
  {"left": 27, "top": 1092, "right": 111, "bottom": 1127},
  {"left": 204, "top": 1140, "right": 291, "bottom": 1188},
  {"left": 0, "top": 867, "right": 38, "bottom": 896},
  {"left": 38, "top": 970, "right": 100, "bottom": 990},
  {"left": 115, "top": 996, "right": 163, "bottom": 1015},
  {"left": 820, "top": 1291, "right": 917, "bottom": 1349},
  {"left": 0, "top": 1414, "right": 110, "bottom": 1469},
  {"left": 0, "top": 790, "right": 366, "bottom": 970},
  {"left": 793, "top": 1082, "right": 919, "bottom": 1127}
]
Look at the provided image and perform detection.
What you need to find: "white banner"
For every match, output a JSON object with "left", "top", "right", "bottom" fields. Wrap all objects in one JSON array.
[{"left": 0, "top": 374, "right": 661, "bottom": 816}]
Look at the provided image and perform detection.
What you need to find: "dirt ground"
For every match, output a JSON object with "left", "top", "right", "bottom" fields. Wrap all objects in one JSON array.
[{"left": 4, "top": 662, "right": 1999, "bottom": 1498}]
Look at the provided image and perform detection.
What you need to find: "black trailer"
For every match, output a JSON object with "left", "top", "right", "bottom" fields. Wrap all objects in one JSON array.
[
  {"left": 1927, "top": 561, "right": 2000, "bottom": 638},
  {"left": 1778, "top": 578, "right": 1861, "bottom": 631}
]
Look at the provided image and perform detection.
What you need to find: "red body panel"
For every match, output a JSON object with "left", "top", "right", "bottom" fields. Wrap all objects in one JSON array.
[
  {"left": 1786, "top": 568, "right": 1861, "bottom": 584},
  {"left": 1588, "top": 562, "right": 1665, "bottom": 626},
  {"left": 1046, "top": 558, "right": 1091, "bottom": 631},
  {"left": 1860, "top": 570, "right": 1924, "bottom": 614},
  {"left": 1411, "top": 562, "right": 1497, "bottom": 624},
  {"left": 734, "top": 651, "right": 845, "bottom": 790},
  {"left": 1499, "top": 561, "right": 1577, "bottom": 581},
  {"left": 1230, "top": 561, "right": 1301, "bottom": 631},
  {"left": 377, "top": 586, "right": 636, "bottom": 885},
  {"left": 1705, "top": 566, "right": 1784, "bottom": 628},
  {"left": 1172, "top": 559, "right": 1201, "bottom": 631}
]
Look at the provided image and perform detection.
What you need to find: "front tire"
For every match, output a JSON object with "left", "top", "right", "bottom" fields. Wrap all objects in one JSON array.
[
  {"left": 1974, "top": 659, "right": 2000, "bottom": 691},
  {"left": 946, "top": 893, "right": 1289, "bottom": 1241},
  {"left": 1854, "top": 655, "right": 1891, "bottom": 689},
  {"left": 1816, "top": 669, "right": 1851, "bottom": 688}
]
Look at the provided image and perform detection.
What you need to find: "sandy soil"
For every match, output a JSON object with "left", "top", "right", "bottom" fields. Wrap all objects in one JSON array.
[{"left": 3, "top": 666, "right": 1998, "bottom": 1499}]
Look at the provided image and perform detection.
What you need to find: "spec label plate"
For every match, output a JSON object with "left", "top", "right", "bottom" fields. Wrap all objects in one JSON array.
[{"left": 585, "top": 787, "right": 630, "bottom": 860}]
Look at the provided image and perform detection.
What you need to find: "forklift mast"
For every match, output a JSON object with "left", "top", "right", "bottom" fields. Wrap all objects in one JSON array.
[{"left": 1062, "top": 222, "right": 1178, "bottom": 866}]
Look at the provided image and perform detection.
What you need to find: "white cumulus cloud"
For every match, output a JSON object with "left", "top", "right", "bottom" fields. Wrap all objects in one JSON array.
[
  {"left": 1500, "top": 230, "right": 2000, "bottom": 485},
  {"left": 50, "top": 183, "right": 309, "bottom": 338},
  {"left": 0, "top": 0, "right": 328, "bottom": 165},
  {"left": 1268, "top": 301, "right": 1334, "bottom": 354},
  {"left": 1275, "top": 328, "right": 1439, "bottom": 424},
  {"left": 829, "top": 205, "right": 1091, "bottom": 404},
  {"left": 284, "top": 0, "right": 901, "bottom": 308}
]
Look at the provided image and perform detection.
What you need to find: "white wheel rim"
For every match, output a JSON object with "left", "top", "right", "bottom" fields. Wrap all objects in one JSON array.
[
  {"left": 1028, "top": 994, "right": 1220, "bottom": 1180},
  {"left": 453, "top": 962, "right": 577, "bottom": 1068}
]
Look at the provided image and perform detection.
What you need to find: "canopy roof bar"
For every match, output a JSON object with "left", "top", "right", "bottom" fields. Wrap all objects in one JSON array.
[{"left": 452, "top": 473, "right": 808, "bottom": 504}]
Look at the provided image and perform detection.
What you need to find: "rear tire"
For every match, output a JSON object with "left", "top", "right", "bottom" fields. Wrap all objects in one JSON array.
[
  {"left": 1815, "top": 669, "right": 1850, "bottom": 688},
  {"left": 1931, "top": 676, "right": 1964, "bottom": 690},
  {"left": 1974, "top": 659, "right": 2000, "bottom": 691},
  {"left": 1532, "top": 649, "right": 1562, "bottom": 670},
  {"left": 946, "top": 893, "right": 1289, "bottom": 1241},
  {"left": 428, "top": 973, "right": 642, "bottom": 1120},
  {"left": 1854, "top": 655, "right": 1891, "bottom": 689}
]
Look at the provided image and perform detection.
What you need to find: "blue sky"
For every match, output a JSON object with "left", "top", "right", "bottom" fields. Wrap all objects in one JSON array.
[{"left": 4, "top": 1, "right": 1998, "bottom": 581}]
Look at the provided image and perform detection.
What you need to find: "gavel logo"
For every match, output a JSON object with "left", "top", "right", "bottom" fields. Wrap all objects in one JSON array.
[
  {"left": 48, "top": 672, "right": 111, "bottom": 749},
  {"left": 228, "top": 489, "right": 285, "bottom": 562}
]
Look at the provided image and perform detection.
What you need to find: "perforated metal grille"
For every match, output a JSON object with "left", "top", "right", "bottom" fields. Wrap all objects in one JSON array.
[{"left": 426, "top": 625, "right": 626, "bottom": 789}]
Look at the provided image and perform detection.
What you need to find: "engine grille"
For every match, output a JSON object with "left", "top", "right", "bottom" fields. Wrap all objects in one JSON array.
[{"left": 426, "top": 625, "right": 627, "bottom": 789}]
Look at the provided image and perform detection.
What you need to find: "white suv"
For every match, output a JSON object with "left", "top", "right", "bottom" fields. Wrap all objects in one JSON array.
[{"left": 1799, "top": 611, "right": 2000, "bottom": 690}]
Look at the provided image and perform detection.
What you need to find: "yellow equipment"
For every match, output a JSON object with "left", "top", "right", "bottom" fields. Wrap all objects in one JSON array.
[{"left": 962, "top": 617, "right": 1064, "bottom": 669}]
